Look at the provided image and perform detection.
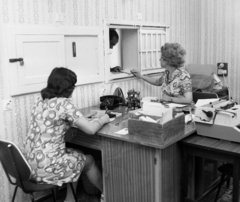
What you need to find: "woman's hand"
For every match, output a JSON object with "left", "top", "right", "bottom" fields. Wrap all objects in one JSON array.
[
  {"left": 99, "top": 114, "right": 110, "bottom": 125},
  {"left": 162, "top": 91, "right": 193, "bottom": 104},
  {"left": 130, "top": 69, "right": 141, "bottom": 78},
  {"left": 74, "top": 113, "right": 110, "bottom": 135},
  {"left": 110, "top": 66, "right": 123, "bottom": 72},
  {"left": 162, "top": 93, "right": 172, "bottom": 102}
]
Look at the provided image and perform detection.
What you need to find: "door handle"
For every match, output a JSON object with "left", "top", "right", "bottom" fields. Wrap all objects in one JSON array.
[{"left": 9, "top": 58, "right": 24, "bottom": 66}]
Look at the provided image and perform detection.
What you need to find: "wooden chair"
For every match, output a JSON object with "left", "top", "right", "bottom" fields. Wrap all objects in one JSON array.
[
  {"left": 214, "top": 163, "right": 233, "bottom": 202},
  {"left": 192, "top": 91, "right": 218, "bottom": 103},
  {"left": 192, "top": 91, "right": 220, "bottom": 198},
  {"left": 0, "top": 139, "right": 78, "bottom": 202}
]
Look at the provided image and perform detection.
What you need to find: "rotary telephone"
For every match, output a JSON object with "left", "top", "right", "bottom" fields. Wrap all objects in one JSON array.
[{"left": 100, "top": 95, "right": 123, "bottom": 110}]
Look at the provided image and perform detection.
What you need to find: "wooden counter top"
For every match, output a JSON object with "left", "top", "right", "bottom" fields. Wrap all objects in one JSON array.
[{"left": 66, "top": 106, "right": 196, "bottom": 149}]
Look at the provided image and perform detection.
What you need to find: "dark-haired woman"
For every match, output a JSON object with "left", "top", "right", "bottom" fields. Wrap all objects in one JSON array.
[
  {"left": 23, "top": 67, "right": 109, "bottom": 202},
  {"left": 131, "top": 43, "right": 192, "bottom": 104}
]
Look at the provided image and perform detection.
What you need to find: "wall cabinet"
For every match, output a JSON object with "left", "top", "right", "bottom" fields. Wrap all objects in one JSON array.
[
  {"left": 104, "top": 21, "right": 169, "bottom": 83},
  {"left": 5, "top": 26, "right": 104, "bottom": 96},
  {"left": 5, "top": 22, "right": 168, "bottom": 96}
]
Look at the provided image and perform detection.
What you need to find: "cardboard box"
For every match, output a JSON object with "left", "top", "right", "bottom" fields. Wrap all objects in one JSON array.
[{"left": 128, "top": 114, "right": 185, "bottom": 148}]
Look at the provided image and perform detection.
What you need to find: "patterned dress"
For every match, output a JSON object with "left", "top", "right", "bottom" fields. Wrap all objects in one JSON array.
[
  {"left": 23, "top": 97, "right": 86, "bottom": 186},
  {"left": 159, "top": 68, "right": 192, "bottom": 97}
]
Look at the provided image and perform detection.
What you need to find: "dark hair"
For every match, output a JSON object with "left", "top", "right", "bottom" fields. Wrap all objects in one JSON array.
[
  {"left": 161, "top": 43, "right": 186, "bottom": 68},
  {"left": 109, "top": 29, "right": 119, "bottom": 41},
  {"left": 41, "top": 67, "right": 77, "bottom": 100}
]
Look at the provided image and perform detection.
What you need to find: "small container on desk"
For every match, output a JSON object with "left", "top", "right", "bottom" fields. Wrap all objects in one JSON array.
[{"left": 128, "top": 110, "right": 185, "bottom": 148}]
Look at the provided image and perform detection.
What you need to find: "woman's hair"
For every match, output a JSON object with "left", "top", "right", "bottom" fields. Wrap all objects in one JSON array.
[
  {"left": 41, "top": 67, "right": 77, "bottom": 100},
  {"left": 161, "top": 43, "right": 186, "bottom": 68}
]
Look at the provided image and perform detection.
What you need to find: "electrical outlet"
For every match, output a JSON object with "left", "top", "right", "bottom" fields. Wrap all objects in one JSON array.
[
  {"left": 217, "top": 62, "right": 228, "bottom": 76},
  {"left": 2, "top": 99, "right": 12, "bottom": 111}
]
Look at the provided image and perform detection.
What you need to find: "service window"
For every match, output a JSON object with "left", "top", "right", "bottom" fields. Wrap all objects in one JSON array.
[
  {"left": 140, "top": 28, "right": 169, "bottom": 75},
  {"left": 5, "top": 26, "right": 104, "bottom": 96},
  {"left": 104, "top": 21, "right": 169, "bottom": 83},
  {"left": 104, "top": 25, "right": 139, "bottom": 82}
]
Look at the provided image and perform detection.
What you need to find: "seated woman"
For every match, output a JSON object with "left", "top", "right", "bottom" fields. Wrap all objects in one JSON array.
[
  {"left": 22, "top": 67, "right": 109, "bottom": 202},
  {"left": 131, "top": 43, "right": 193, "bottom": 104}
]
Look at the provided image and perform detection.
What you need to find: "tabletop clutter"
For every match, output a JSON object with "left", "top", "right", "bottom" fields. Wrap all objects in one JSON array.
[{"left": 127, "top": 99, "right": 187, "bottom": 147}]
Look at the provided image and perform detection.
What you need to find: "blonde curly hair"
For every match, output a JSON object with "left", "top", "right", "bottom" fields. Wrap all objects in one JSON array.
[{"left": 161, "top": 43, "right": 186, "bottom": 68}]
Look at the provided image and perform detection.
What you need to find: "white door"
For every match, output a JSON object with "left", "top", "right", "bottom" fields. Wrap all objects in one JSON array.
[
  {"left": 64, "top": 28, "right": 104, "bottom": 85},
  {"left": 140, "top": 28, "right": 169, "bottom": 75},
  {"left": 16, "top": 35, "right": 65, "bottom": 85},
  {"left": 9, "top": 35, "right": 65, "bottom": 95}
]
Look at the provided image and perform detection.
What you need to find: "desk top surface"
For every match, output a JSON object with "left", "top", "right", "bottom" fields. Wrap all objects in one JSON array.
[
  {"left": 180, "top": 134, "right": 240, "bottom": 155},
  {"left": 74, "top": 106, "right": 196, "bottom": 149}
]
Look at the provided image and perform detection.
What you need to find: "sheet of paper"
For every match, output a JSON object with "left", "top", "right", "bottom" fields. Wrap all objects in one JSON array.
[
  {"left": 167, "top": 103, "right": 187, "bottom": 108},
  {"left": 141, "top": 97, "right": 159, "bottom": 103},
  {"left": 115, "top": 128, "right": 128, "bottom": 135},
  {"left": 185, "top": 114, "right": 194, "bottom": 124},
  {"left": 88, "top": 117, "right": 116, "bottom": 123},
  {"left": 195, "top": 99, "right": 219, "bottom": 107}
]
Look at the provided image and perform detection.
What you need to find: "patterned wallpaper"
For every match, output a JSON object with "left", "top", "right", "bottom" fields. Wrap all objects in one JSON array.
[{"left": 0, "top": 0, "right": 239, "bottom": 201}]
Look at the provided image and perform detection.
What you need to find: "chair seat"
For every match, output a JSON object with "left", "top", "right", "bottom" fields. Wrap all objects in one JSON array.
[
  {"left": 18, "top": 180, "right": 57, "bottom": 193},
  {"left": 214, "top": 163, "right": 234, "bottom": 202},
  {"left": 218, "top": 163, "right": 234, "bottom": 177}
]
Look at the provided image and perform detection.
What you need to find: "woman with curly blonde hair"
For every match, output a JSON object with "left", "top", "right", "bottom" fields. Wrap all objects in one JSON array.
[{"left": 131, "top": 43, "right": 192, "bottom": 104}]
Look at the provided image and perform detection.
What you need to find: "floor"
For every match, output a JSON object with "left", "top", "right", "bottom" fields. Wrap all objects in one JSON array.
[
  {"left": 44, "top": 147, "right": 233, "bottom": 202},
  {"left": 43, "top": 181, "right": 234, "bottom": 202},
  {"left": 49, "top": 178, "right": 232, "bottom": 202}
]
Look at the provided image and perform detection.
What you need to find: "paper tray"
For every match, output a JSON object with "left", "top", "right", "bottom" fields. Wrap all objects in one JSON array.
[{"left": 128, "top": 114, "right": 185, "bottom": 147}]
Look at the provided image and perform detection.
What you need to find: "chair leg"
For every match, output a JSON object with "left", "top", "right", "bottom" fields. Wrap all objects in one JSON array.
[
  {"left": 226, "top": 177, "right": 231, "bottom": 188},
  {"left": 30, "top": 193, "right": 35, "bottom": 202},
  {"left": 214, "top": 174, "right": 226, "bottom": 202},
  {"left": 70, "top": 183, "right": 78, "bottom": 202},
  {"left": 52, "top": 188, "right": 57, "bottom": 202},
  {"left": 11, "top": 186, "right": 18, "bottom": 202}
]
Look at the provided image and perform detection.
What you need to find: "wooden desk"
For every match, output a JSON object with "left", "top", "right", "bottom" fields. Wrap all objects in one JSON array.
[
  {"left": 65, "top": 106, "right": 195, "bottom": 202},
  {"left": 180, "top": 135, "right": 240, "bottom": 202}
]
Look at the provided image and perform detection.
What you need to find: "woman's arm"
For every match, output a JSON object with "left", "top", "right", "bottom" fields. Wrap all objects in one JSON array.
[
  {"left": 74, "top": 114, "right": 110, "bottom": 135},
  {"left": 162, "top": 91, "right": 193, "bottom": 104},
  {"left": 131, "top": 69, "right": 162, "bottom": 86}
]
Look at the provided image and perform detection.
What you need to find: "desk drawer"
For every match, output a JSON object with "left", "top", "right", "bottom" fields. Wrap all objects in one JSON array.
[{"left": 65, "top": 127, "right": 101, "bottom": 150}]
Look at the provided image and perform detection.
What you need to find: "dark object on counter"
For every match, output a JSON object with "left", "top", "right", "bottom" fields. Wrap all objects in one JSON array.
[
  {"left": 100, "top": 95, "right": 122, "bottom": 110},
  {"left": 106, "top": 112, "right": 116, "bottom": 118},
  {"left": 126, "top": 89, "right": 141, "bottom": 110}
]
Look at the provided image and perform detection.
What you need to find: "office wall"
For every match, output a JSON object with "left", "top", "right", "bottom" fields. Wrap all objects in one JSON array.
[{"left": 0, "top": 0, "right": 239, "bottom": 201}]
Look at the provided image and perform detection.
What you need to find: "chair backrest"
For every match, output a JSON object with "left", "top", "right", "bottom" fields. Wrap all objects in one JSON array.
[
  {"left": 0, "top": 139, "right": 32, "bottom": 183},
  {"left": 193, "top": 92, "right": 218, "bottom": 103}
]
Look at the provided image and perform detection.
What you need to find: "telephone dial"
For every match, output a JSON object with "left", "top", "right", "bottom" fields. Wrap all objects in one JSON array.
[{"left": 100, "top": 95, "right": 123, "bottom": 110}]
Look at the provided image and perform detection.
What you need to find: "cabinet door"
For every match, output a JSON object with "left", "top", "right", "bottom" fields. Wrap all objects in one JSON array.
[
  {"left": 64, "top": 28, "right": 104, "bottom": 85},
  {"left": 140, "top": 28, "right": 169, "bottom": 75},
  {"left": 102, "top": 137, "right": 156, "bottom": 202},
  {"left": 15, "top": 35, "right": 65, "bottom": 91},
  {"left": 6, "top": 26, "right": 65, "bottom": 96},
  {"left": 6, "top": 26, "right": 104, "bottom": 96}
]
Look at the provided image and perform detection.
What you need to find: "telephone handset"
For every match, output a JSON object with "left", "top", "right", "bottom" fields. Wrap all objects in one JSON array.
[{"left": 100, "top": 95, "right": 123, "bottom": 110}]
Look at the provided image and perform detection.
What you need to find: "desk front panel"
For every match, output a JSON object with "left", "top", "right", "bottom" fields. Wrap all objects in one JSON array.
[
  {"left": 66, "top": 127, "right": 183, "bottom": 202},
  {"left": 65, "top": 127, "right": 101, "bottom": 150},
  {"left": 101, "top": 137, "right": 156, "bottom": 202}
]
